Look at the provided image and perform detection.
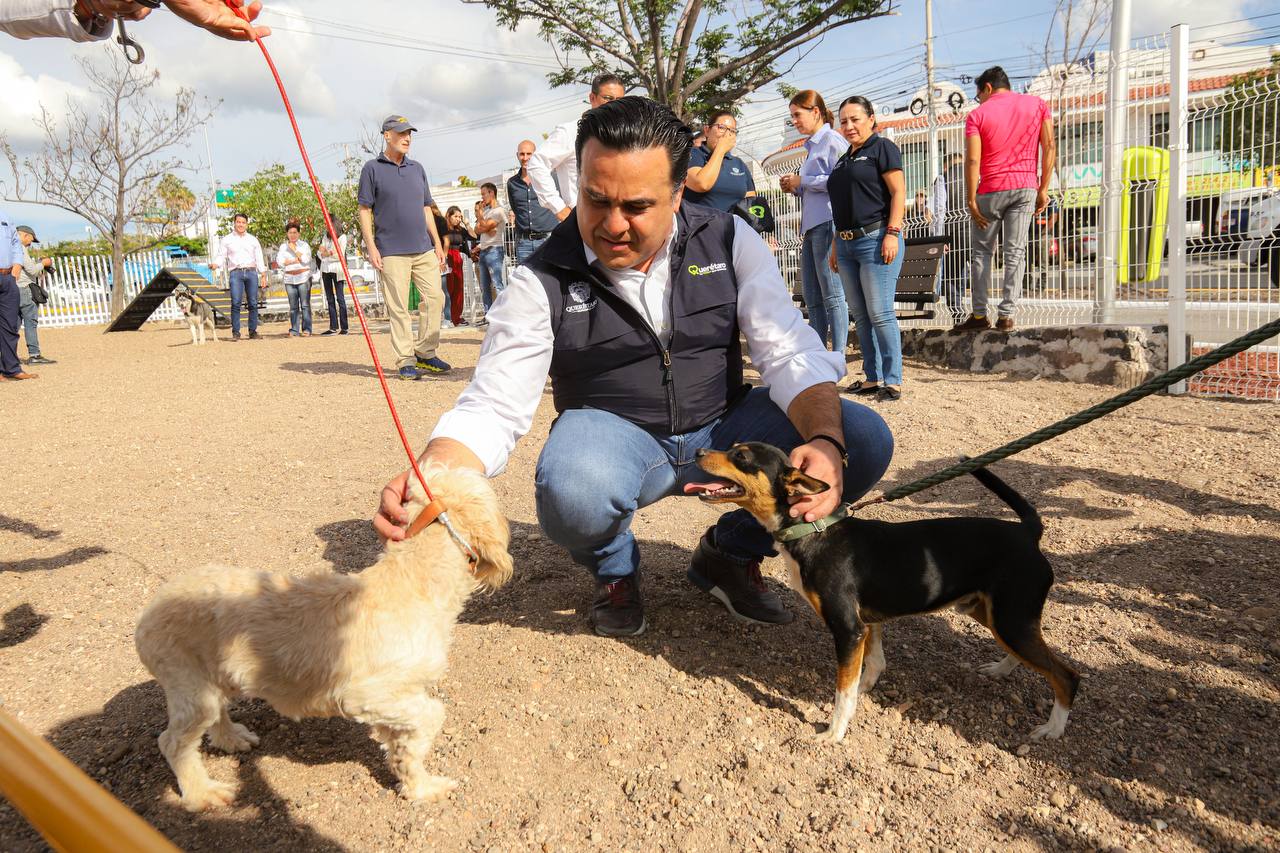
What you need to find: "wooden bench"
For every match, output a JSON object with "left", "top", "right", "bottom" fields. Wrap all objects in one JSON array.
[{"left": 791, "top": 234, "right": 951, "bottom": 322}]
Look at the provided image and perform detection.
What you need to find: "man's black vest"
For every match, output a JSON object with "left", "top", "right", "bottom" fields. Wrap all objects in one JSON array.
[{"left": 526, "top": 204, "right": 748, "bottom": 434}]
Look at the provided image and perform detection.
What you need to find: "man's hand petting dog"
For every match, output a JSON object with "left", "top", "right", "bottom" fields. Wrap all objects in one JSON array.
[
  {"left": 374, "top": 438, "right": 488, "bottom": 541},
  {"left": 788, "top": 441, "right": 843, "bottom": 521}
]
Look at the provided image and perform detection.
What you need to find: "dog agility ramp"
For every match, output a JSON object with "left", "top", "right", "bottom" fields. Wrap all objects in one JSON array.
[{"left": 105, "top": 267, "right": 230, "bottom": 332}]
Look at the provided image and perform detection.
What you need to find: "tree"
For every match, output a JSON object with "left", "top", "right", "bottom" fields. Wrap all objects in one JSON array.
[
  {"left": 1219, "top": 54, "right": 1280, "bottom": 169},
  {"left": 1, "top": 51, "right": 216, "bottom": 316},
  {"left": 155, "top": 173, "right": 197, "bottom": 232},
  {"left": 225, "top": 163, "right": 359, "bottom": 252},
  {"left": 467, "top": 0, "right": 896, "bottom": 119}
]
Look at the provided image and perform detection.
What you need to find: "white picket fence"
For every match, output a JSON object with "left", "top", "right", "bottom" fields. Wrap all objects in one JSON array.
[{"left": 37, "top": 251, "right": 179, "bottom": 328}]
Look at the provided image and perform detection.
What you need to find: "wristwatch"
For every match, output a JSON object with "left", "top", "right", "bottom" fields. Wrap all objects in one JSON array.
[{"left": 135, "top": 1, "right": 163, "bottom": 7}]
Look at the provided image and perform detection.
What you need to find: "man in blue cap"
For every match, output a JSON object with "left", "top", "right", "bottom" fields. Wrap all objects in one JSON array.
[{"left": 358, "top": 114, "right": 450, "bottom": 381}]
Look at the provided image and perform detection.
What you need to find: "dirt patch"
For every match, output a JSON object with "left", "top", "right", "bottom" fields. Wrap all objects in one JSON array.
[{"left": 1, "top": 320, "right": 1278, "bottom": 851}]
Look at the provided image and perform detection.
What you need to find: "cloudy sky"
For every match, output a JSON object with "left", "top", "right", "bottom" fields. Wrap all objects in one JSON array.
[{"left": 0, "top": 0, "right": 1273, "bottom": 243}]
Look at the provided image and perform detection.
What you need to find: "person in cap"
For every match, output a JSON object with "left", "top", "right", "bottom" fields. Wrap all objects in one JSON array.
[
  {"left": 0, "top": 213, "right": 36, "bottom": 380},
  {"left": 15, "top": 226, "right": 54, "bottom": 364},
  {"left": 358, "top": 114, "right": 450, "bottom": 380}
]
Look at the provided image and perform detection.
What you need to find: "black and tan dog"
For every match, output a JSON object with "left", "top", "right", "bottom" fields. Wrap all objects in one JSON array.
[{"left": 686, "top": 442, "right": 1078, "bottom": 744}]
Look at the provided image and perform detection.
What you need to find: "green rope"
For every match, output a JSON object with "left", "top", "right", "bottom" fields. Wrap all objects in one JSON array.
[{"left": 854, "top": 317, "right": 1280, "bottom": 510}]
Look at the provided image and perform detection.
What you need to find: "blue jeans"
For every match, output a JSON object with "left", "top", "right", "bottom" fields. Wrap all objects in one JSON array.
[
  {"left": 477, "top": 246, "right": 505, "bottom": 311},
  {"left": 535, "top": 387, "right": 894, "bottom": 580},
  {"left": 837, "top": 229, "right": 905, "bottom": 387},
  {"left": 515, "top": 236, "right": 548, "bottom": 265},
  {"left": 800, "top": 221, "right": 847, "bottom": 354},
  {"left": 227, "top": 268, "right": 259, "bottom": 336},
  {"left": 285, "top": 281, "right": 312, "bottom": 334},
  {"left": 18, "top": 298, "right": 39, "bottom": 357}
]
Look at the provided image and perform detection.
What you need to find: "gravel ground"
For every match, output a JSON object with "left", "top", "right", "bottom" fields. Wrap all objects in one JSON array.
[{"left": 1, "top": 319, "right": 1278, "bottom": 852}]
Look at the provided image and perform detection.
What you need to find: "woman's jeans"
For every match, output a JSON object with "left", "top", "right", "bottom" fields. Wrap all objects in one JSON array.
[
  {"left": 285, "top": 282, "right": 312, "bottom": 334},
  {"left": 800, "top": 221, "right": 847, "bottom": 353},
  {"left": 836, "top": 229, "right": 905, "bottom": 387},
  {"left": 321, "top": 272, "right": 348, "bottom": 331},
  {"left": 534, "top": 388, "right": 893, "bottom": 581}
]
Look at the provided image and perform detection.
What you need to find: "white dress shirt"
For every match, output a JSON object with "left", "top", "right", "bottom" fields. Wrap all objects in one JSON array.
[
  {"left": 217, "top": 232, "right": 266, "bottom": 272},
  {"left": 0, "top": 0, "right": 111, "bottom": 41},
  {"left": 430, "top": 215, "right": 846, "bottom": 476},
  {"left": 276, "top": 240, "right": 312, "bottom": 285},
  {"left": 526, "top": 120, "right": 578, "bottom": 216}
]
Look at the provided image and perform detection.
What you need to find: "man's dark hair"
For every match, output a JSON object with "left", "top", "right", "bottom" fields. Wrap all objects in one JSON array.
[
  {"left": 705, "top": 108, "right": 735, "bottom": 128},
  {"left": 480, "top": 182, "right": 497, "bottom": 195},
  {"left": 232, "top": 212, "right": 248, "bottom": 223},
  {"left": 575, "top": 96, "right": 694, "bottom": 192},
  {"left": 285, "top": 220, "right": 300, "bottom": 232},
  {"left": 976, "top": 66, "right": 1011, "bottom": 93},
  {"left": 591, "top": 72, "right": 625, "bottom": 94}
]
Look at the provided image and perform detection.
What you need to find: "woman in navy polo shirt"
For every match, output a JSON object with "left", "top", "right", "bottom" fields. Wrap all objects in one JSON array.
[
  {"left": 683, "top": 110, "right": 756, "bottom": 212},
  {"left": 828, "top": 95, "right": 907, "bottom": 402}
]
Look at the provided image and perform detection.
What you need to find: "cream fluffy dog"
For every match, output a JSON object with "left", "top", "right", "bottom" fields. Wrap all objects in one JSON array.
[{"left": 134, "top": 465, "right": 513, "bottom": 812}]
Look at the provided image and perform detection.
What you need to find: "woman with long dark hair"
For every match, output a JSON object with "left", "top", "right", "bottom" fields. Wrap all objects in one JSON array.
[
  {"left": 778, "top": 89, "right": 848, "bottom": 355},
  {"left": 828, "top": 95, "right": 907, "bottom": 401},
  {"left": 318, "top": 214, "right": 348, "bottom": 335}
]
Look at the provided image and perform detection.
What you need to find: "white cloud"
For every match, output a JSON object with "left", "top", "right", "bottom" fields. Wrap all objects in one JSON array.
[
  {"left": 0, "top": 52, "right": 90, "bottom": 148},
  {"left": 1130, "top": 0, "right": 1260, "bottom": 40}
]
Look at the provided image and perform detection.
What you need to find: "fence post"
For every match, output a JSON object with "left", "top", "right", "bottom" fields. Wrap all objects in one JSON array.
[
  {"left": 1166, "top": 23, "right": 1190, "bottom": 393},
  {"left": 1098, "top": 0, "right": 1132, "bottom": 324}
]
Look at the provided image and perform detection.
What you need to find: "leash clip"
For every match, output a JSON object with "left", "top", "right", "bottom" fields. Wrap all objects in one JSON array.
[{"left": 116, "top": 17, "right": 145, "bottom": 64}]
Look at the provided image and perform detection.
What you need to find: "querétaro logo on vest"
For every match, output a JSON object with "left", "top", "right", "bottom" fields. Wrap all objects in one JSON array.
[
  {"left": 566, "top": 281, "right": 598, "bottom": 313},
  {"left": 687, "top": 262, "right": 728, "bottom": 277}
]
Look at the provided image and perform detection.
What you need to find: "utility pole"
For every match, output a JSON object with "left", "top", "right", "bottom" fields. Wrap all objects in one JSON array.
[
  {"left": 925, "top": 0, "right": 939, "bottom": 186},
  {"left": 1099, "top": 0, "right": 1132, "bottom": 323}
]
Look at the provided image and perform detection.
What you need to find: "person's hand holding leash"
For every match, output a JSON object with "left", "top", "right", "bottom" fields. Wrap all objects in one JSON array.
[
  {"left": 788, "top": 440, "right": 844, "bottom": 522},
  {"left": 375, "top": 470, "right": 412, "bottom": 542},
  {"left": 167, "top": 0, "right": 271, "bottom": 41}
]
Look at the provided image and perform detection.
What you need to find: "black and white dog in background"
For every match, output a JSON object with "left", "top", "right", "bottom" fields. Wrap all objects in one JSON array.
[{"left": 175, "top": 286, "right": 218, "bottom": 345}]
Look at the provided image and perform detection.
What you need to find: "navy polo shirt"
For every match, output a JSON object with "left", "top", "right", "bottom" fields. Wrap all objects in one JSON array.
[
  {"left": 827, "top": 133, "right": 903, "bottom": 231},
  {"left": 357, "top": 153, "right": 435, "bottom": 256},
  {"left": 506, "top": 173, "right": 560, "bottom": 234},
  {"left": 683, "top": 144, "right": 756, "bottom": 213}
]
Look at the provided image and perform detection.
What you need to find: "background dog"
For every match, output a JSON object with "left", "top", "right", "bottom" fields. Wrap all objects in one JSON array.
[
  {"left": 174, "top": 286, "right": 218, "bottom": 345},
  {"left": 134, "top": 465, "right": 513, "bottom": 811},
  {"left": 688, "top": 442, "right": 1079, "bottom": 746}
]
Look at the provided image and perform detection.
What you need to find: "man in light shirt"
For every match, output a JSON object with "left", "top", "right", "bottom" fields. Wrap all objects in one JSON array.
[
  {"left": 374, "top": 97, "right": 894, "bottom": 639},
  {"left": 210, "top": 212, "right": 267, "bottom": 341},
  {"left": 472, "top": 182, "right": 507, "bottom": 312},
  {"left": 526, "top": 73, "right": 626, "bottom": 222}
]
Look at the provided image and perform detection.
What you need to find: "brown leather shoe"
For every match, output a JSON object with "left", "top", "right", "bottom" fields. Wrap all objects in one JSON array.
[
  {"left": 995, "top": 316, "right": 1015, "bottom": 331},
  {"left": 1, "top": 371, "right": 38, "bottom": 380},
  {"left": 953, "top": 314, "right": 992, "bottom": 331}
]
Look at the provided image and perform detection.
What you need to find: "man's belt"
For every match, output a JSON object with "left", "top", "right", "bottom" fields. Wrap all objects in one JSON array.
[
  {"left": 836, "top": 220, "right": 887, "bottom": 241},
  {"left": 517, "top": 230, "right": 551, "bottom": 240}
]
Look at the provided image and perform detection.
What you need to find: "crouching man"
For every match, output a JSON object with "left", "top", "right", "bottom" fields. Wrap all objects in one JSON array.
[{"left": 374, "top": 97, "right": 894, "bottom": 637}]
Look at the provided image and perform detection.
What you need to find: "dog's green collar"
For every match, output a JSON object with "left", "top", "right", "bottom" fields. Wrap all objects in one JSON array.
[{"left": 773, "top": 503, "right": 855, "bottom": 542}]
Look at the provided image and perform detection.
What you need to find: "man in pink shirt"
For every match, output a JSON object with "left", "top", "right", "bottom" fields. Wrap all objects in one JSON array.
[{"left": 955, "top": 66, "right": 1056, "bottom": 331}]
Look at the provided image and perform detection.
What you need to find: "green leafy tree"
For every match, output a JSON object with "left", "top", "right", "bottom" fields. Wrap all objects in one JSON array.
[
  {"left": 156, "top": 173, "right": 197, "bottom": 231},
  {"left": 1219, "top": 54, "right": 1280, "bottom": 169},
  {"left": 222, "top": 164, "right": 358, "bottom": 252},
  {"left": 467, "top": 0, "right": 895, "bottom": 119}
]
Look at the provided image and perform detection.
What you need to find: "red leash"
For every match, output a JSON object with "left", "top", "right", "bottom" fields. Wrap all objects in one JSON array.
[{"left": 223, "top": 2, "right": 464, "bottom": 550}]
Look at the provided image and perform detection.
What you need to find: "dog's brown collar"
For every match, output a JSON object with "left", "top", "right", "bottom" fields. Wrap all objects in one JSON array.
[
  {"left": 406, "top": 500, "right": 480, "bottom": 568},
  {"left": 773, "top": 503, "right": 855, "bottom": 543}
]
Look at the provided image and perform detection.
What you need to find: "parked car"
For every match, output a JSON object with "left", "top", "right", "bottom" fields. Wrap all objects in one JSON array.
[
  {"left": 1074, "top": 226, "right": 1098, "bottom": 262},
  {"left": 1216, "top": 186, "right": 1277, "bottom": 242},
  {"left": 1237, "top": 193, "right": 1279, "bottom": 273}
]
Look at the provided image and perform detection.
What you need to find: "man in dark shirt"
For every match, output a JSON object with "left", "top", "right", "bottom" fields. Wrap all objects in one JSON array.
[
  {"left": 506, "top": 140, "right": 561, "bottom": 264},
  {"left": 683, "top": 110, "right": 756, "bottom": 212},
  {"left": 358, "top": 114, "right": 450, "bottom": 380}
]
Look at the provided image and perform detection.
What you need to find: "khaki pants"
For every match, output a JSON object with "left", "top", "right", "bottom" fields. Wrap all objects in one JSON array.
[{"left": 381, "top": 251, "right": 442, "bottom": 368}]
